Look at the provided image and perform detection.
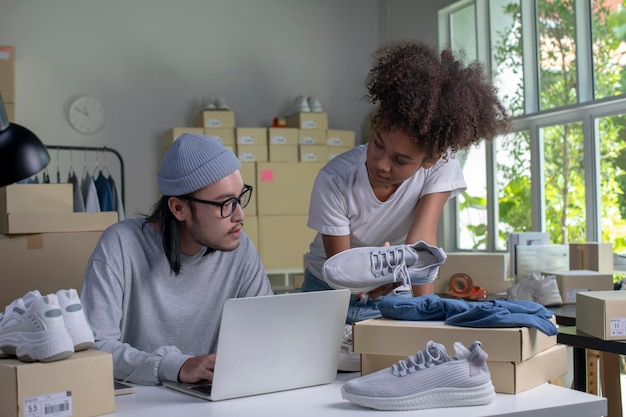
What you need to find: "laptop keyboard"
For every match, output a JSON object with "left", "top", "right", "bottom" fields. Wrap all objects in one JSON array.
[{"left": 190, "top": 385, "right": 212, "bottom": 395}]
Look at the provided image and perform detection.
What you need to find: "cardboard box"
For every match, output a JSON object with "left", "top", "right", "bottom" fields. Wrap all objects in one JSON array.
[
  {"left": 269, "top": 145, "right": 299, "bottom": 162},
  {"left": 237, "top": 144, "right": 268, "bottom": 162},
  {"left": 326, "top": 129, "right": 356, "bottom": 147},
  {"left": 543, "top": 269, "right": 614, "bottom": 304},
  {"left": 0, "top": 184, "right": 73, "bottom": 214},
  {"left": 569, "top": 242, "right": 613, "bottom": 273},
  {"left": 286, "top": 112, "right": 328, "bottom": 130},
  {"left": 361, "top": 343, "right": 567, "bottom": 394},
  {"left": 239, "top": 162, "right": 257, "bottom": 216},
  {"left": 299, "top": 145, "right": 329, "bottom": 162},
  {"left": 577, "top": 291, "right": 626, "bottom": 340},
  {"left": 236, "top": 127, "right": 268, "bottom": 145},
  {"left": 0, "top": 212, "right": 118, "bottom": 235},
  {"left": 353, "top": 317, "right": 556, "bottom": 363},
  {"left": 256, "top": 162, "right": 324, "bottom": 215},
  {"left": 204, "top": 127, "right": 236, "bottom": 146},
  {"left": 162, "top": 127, "right": 205, "bottom": 148},
  {"left": 268, "top": 128, "right": 299, "bottom": 146},
  {"left": 194, "top": 110, "right": 235, "bottom": 128},
  {"left": 0, "top": 231, "right": 103, "bottom": 307},
  {"left": 258, "top": 215, "right": 316, "bottom": 270},
  {"left": 0, "top": 349, "right": 115, "bottom": 417},
  {"left": 297, "top": 129, "right": 326, "bottom": 145},
  {"left": 0, "top": 46, "right": 15, "bottom": 103},
  {"left": 436, "top": 252, "right": 510, "bottom": 295},
  {"left": 328, "top": 146, "right": 352, "bottom": 160}
]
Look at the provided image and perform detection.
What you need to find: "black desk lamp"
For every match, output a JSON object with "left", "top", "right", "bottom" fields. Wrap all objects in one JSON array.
[{"left": 0, "top": 93, "right": 50, "bottom": 187}]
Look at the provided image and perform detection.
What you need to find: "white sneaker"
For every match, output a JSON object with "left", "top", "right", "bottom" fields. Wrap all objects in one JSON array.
[
  {"left": 56, "top": 289, "right": 95, "bottom": 351},
  {"left": 215, "top": 96, "right": 230, "bottom": 110},
  {"left": 338, "top": 324, "right": 360, "bottom": 372},
  {"left": 323, "top": 241, "right": 447, "bottom": 294},
  {"left": 0, "top": 291, "right": 74, "bottom": 362},
  {"left": 307, "top": 96, "right": 323, "bottom": 112},
  {"left": 507, "top": 273, "right": 563, "bottom": 306},
  {"left": 341, "top": 340, "right": 495, "bottom": 411},
  {"left": 290, "top": 95, "right": 310, "bottom": 114},
  {"left": 201, "top": 95, "right": 216, "bottom": 111}
]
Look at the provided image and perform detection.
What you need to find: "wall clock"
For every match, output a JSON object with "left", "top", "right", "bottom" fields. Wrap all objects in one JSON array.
[{"left": 69, "top": 96, "right": 106, "bottom": 134}]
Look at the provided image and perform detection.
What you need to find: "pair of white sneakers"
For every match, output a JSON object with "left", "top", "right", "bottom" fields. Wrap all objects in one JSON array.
[
  {"left": 201, "top": 96, "right": 230, "bottom": 111},
  {"left": 0, "top": 289, "right": 94, "bottom": 362},
  {"left": 291, "top": 95, "right": 323, "bottom": 114}
]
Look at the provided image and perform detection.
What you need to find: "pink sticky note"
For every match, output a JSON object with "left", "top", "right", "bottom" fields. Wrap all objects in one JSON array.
[{"left": 261, "top": 169, "right": 274, "bottom": 182}]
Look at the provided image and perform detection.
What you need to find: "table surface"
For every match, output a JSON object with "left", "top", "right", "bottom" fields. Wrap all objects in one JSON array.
[
  {"left": 558, "top": 325, "right": 626, "bottom": 355},
  {"left": 104, "top": 372, "right": 607, "bottom": 417}
]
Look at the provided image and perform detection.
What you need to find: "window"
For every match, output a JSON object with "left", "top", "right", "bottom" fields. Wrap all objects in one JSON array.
[{"left": 439, "top": 0, "right": 626, "bottom": 258}]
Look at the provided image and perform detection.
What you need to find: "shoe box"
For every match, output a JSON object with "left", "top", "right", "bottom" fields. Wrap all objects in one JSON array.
[
  {"left": 0, "top": 184, "right": 118, "bottom": 234},
  {"left": 194, "top": 110, "right": 235, "bottom": 128},
  {"left": 569, "top": 242, "right": 613, "bottom": 273},
  {"left": 286, "top": 112, "right": 328, "bottom": 130},
  {"left": 257, "top": 215, "right": 316, "bottom": 270},
  {"left": 299, "top": 145, "right": 329, "bottom": 162},
  {"left": 162, "top": 127, "right": 205, "bottom": 148},
  {"left": 268, "top": 128, "right": 299, "bottom": 162},
  {"left": 541, "top": 270, "right": 614, "bottom": 304},
  {"left": 326, "top": 129, "right": 355, "bottom": 147},
  {"left": 576, "top": 291, "right": 626, "bottom": 340},
  {"left": 435, "top": 252, "right": 512, "bottom": 295},
  {"left": 0, "top": 349, "right": 115, "bottom": 417},
  {"left": 353, "top": 317, "right": 564, "bottom": 394},
  {"left": 236, "top": 128, "right": 269, "bottom": 162},
  {"left": 205, "top": 127, "right": 236, "bottom": 147},
  {"left": 255, "top": 162, "right": 323, "bottom": 216},
  {"left": 0, "top": 231, "right": 102, "bottom": 307}
]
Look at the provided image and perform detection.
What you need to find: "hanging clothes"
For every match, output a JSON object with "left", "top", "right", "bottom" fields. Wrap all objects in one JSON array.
[
  {"left": 81, "top": 171, "right": 101, "bottom": 213},
  {"left": 69, "top": 171, "right": 85, "bottom": 212},
  {"left": 94, "top": 171, "right": 114, "bottom": 212}
]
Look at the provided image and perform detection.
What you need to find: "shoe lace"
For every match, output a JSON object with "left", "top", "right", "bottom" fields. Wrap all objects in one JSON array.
[
  {"left": 370, "top": 248, "right": 410, "bottom": 287},
  {"left": 391, "top": 342, "right": 449, "bottom": 377}
]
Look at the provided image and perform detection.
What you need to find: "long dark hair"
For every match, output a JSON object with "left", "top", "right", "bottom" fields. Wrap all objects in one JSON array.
[{"left": 145, "top": 195, "right": 196, "bottom": 275}]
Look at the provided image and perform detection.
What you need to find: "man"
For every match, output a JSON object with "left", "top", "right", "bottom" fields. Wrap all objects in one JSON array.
[{"left": 81, "top": 133, "right": 272, "bottom": 385}]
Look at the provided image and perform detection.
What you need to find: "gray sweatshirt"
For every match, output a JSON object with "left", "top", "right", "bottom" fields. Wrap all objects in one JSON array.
[{"left": 80, "top": 217, "right": 273, "bottom": 385}]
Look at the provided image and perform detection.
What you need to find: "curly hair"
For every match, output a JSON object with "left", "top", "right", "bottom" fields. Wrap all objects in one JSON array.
[{"left": 366, "top": 40, "right": 510, "bottom": 161}]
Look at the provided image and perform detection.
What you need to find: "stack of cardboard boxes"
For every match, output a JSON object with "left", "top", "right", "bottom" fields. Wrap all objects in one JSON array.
[{"left": 163, "top": 108, "right": 356, "bottom": 289}]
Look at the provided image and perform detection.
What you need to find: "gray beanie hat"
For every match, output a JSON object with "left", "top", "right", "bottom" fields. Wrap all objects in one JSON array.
[{"left": 157, "top": 133, "right": 241, "bottom": 196}]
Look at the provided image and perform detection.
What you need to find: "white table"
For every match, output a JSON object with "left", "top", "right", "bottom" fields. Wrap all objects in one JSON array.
[{"left": 106, "top": 373, "right": 607, "bottom": 417}]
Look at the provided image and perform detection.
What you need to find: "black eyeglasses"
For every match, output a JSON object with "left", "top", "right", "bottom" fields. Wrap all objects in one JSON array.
[{"left": 181, "top": 184, "right": 253, "bottom": 218}]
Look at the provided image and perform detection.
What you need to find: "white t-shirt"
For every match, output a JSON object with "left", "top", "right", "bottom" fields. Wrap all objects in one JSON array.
[{"left": 303, "top": 144, "right": 466, "bottom": 280}]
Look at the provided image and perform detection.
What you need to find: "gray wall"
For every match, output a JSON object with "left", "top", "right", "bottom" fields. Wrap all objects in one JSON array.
[{"left": 1, "top": 0, "right": 448, "bottom": 216}]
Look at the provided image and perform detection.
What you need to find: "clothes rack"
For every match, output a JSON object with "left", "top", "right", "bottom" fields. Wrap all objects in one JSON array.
[{"left": 44, "top": 145, "right": 125, "bottom": 210}]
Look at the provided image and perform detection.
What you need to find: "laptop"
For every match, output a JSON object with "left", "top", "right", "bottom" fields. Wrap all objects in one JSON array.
[{"left": 163, "top": 289, "right": 350, "bottom": 401}]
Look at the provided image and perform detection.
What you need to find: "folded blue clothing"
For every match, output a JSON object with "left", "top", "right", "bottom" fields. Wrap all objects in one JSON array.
[{"left": 378, "top": 294, "right": 557, "bottom": 336}]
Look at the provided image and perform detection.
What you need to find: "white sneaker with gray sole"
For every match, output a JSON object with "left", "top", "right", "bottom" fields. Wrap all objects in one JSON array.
[{"left": 341, "top": 340, "right": 495, "bottom": 411}]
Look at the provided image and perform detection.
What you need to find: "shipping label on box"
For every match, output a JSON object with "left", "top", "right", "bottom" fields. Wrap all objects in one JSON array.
[
  {"left": 286, "top": 112, "right": 328, "bottom": 129},
  {"left": 0, "top": 350, "right": 115, "bottom": 417},
  {"left": 543, "top": 269, "right": 614, "bottom": 304},
  {"left": 577, "top": 291, "right": 626, "bottom": 340},
  {"left": 297, "top": 129, "right": 326, "bottom": 145},
  {"left": 326, "top": 129, "right": 356, "bottom": 147},
  {"left": 353, "top": 317, "right": 556, "bottom": 362},
  {"left": 205, "top": 127, "right": 236, "bottom": 146},
  {"left": 237, "top": 144, "right": 268, "bottom": 162},
  {"left": 194, "top": 110, "right": 235, "bottom": 128},
  {"left": 299, "top": 145, "right": 328, "bottom": 162},
  {"left": 236, "top": 127, "right": 268, "bottom": 145},
  {"left": 268, "top": 128, "right": 299, "bottom": 146}
]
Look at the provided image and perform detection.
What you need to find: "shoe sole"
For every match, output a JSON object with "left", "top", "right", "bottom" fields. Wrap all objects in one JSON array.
[
  {"left": 342, "top": 382, "right": 495, "bottom": 411},
  {"left": 0, "top": 330, "right": 74, "bottom": 362}
]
